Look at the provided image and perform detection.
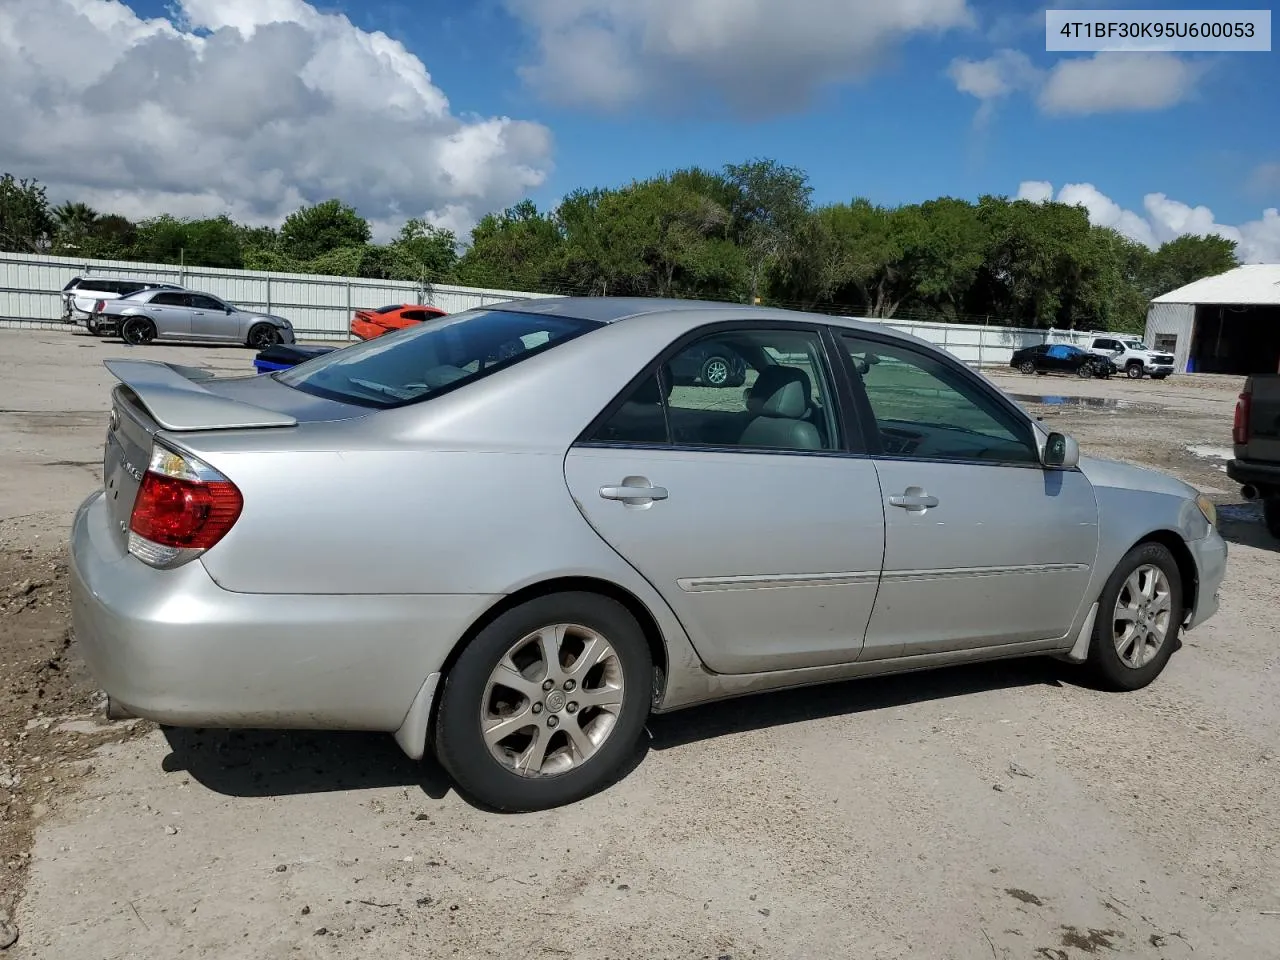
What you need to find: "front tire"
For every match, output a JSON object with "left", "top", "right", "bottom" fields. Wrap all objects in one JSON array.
[
  {"left": 1126, "top": 362, "right": 1144, "bottom": 379},
  {"left": 1086, "top": 542, "right": 1183, "bottom": 691},
  {"left": 1077, "top": 363, "right": 1094, "bottom": 379},
  {"left": 433, "top": 592, "right": 652, "bottom": 811},
  {"left": 120, "top": 316, "right": 155, "bottom": 346}
]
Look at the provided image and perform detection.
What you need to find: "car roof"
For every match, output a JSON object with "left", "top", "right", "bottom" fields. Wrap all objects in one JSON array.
[{"left": 488, "top": 296, "right": 930, "bottom": 345}]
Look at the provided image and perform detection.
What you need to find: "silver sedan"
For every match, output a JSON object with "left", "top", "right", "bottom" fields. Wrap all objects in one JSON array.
[
  {"left": 69, "top": 297, "right": 1227, "bottom": 811},
  {"left": 94, "top": 287, "right": 296, "bottom": 348}
]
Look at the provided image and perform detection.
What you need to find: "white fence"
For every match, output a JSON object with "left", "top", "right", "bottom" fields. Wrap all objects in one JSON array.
[
  {"left": 0, "top": 252, "right": 553, "bottom": 339},
  {"left": 0, "top": 251, "right": 1108, "bottom": 366}
]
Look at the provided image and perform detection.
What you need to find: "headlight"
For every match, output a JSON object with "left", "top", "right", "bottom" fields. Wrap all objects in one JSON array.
[{"left": 1196, "top": 494, "right": 1217, "bottom": 528}]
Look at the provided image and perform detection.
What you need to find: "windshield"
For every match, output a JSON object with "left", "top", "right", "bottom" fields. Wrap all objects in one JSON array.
[
  {"left": 1124, "top": 340, "right": 1149, "bottom": 351},
  {"left": 277, "top": 308, "right": 601, "bottom": 409}
]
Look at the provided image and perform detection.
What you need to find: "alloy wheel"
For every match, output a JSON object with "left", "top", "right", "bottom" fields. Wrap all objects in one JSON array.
[
  {"left": 1112, "top": 563, "right": 1173, "bottom": 668},
  {"left": 480, "top": 623, "right": 625, "bottom": 778}
]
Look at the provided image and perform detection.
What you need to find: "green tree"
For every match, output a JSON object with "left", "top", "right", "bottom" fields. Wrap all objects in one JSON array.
[
  {"left": 0, "top": 173, "right": 54, "bottom": 253},
  {"left": 390, "top": 218, "right": 459, "bottom": 282},
  {"left": 51, "top": 201, "right": 100, "bottom": 253},
  {"left": 81, "top": 214, "right": 137, "bottom": 261},
  {"left": 279, "top": 199, "right": 372, "bottom": 262},
  {"left": 132, "top": 215, "right": 244, "bottom": 268},
  {"left": 724, "top": 158, "right": 813, "bottom": 304},
  {"left": 455, "top": 200, "right": 564, "bottom": 291},
  {"left": 1143, "top": 234, "right": 1238, "bottom": 299}
]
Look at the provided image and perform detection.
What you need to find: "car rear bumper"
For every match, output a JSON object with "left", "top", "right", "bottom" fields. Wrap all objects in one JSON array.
[
  {"left": 1227, "top": 458, "right": 1280, "bottom": 490},
  {"left": 69, "top": 491, "right": 497, "bottom": 731},
  {"left": 1186, "top": 529, "right": 1228, "bottom": 630}
]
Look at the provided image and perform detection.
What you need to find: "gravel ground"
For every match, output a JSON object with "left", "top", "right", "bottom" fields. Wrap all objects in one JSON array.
[{"left": 1, "top": 329, "right": 1278, "bottom": 959}]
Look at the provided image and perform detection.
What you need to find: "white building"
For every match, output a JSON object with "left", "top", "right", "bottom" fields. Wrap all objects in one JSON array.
[{"left": 1145, "top": 264, "right": 1280, "bottom": 374}]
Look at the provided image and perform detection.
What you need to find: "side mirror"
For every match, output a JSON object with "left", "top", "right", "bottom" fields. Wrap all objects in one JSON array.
[{"left": 1042, "top": 432, "right": 1079, "bottom": 469}]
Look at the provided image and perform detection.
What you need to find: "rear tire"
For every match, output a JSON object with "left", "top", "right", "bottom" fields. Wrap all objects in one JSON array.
[
  {"left": 433, "top": 592, "right": 652, "bottom": 811},
  {"left": 1264, "top": 497, "right": 1280, "bottom": 539},
  {"left": 120, "top": 317, "right": 155, "bottom": 346},
  {"left": 1019, "top": 360, "right": 1036, "bottom": 375},
  {"left": 1086, "top": 541, "right": 1182, "bottom": 691},
  {"left": 86, "top": 317, "right": 100, "bottom": 336}
]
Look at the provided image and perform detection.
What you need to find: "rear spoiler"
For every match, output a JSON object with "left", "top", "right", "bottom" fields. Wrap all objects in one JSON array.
[{"left": 103, "top": 359, "right": 298, "bottom": 432}]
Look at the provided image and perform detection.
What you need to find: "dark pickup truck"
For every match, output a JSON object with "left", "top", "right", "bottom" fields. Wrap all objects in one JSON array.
[{"left": 1228, "top": 374, "right": 1280, "bottom": 538}]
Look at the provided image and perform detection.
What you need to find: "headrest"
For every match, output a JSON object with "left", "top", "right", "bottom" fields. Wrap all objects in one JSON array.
[{"left": 746, "top": 366, "right": 810, "bottom": 419}]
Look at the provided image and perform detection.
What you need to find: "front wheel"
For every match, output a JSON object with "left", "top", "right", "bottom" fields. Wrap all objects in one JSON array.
[
  {"left": 1264, "top": 497, "right": 1280, "bottom": 539},
  {"left": 248, "top": 323, "right": 282, "bottom": 349},
  {"left": 1126, "top": 363, "right": 1144, "bottom": 379},
  {"left": 1077, "top": 363, "right": 1094, "bottom": 379},
  {"left": 1086, "top": 542, "right": 1182, "bottom": 691},
  {"left": 433, "top": 592, "right": 652, "bottom": 811},
  {"left": 1019, "top": 360, "right": 1036, "bottom": 375},
  {"left": 120, "top": 317, "right": 156, "bottom": 346}
]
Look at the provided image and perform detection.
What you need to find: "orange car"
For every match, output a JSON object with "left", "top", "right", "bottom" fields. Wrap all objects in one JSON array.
[{"left": 350, "top": 303, "right": 448, "bottom": 341}]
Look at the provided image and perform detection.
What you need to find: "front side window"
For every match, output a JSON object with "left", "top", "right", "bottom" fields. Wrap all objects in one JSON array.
[
  {"left": 588, "top": 328, "right": 841, "bottom": 453},
  {"left": 190, "top": 295, "right": 225, "bottom": 310},
  {"left": 842, "top": 335, "right": 1038, "bottom": 464},
  {"left": 278, "top": 308, "right": 601, "bottom": 409}
]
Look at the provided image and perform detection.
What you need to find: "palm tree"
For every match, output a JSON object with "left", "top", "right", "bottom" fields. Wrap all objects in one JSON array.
[{"left": 53, "top": 201, "right": 99, "bottom": 248}]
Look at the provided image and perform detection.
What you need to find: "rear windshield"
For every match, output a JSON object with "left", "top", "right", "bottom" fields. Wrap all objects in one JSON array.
[
  {"left": 371, "top": 305, "right": 403, "bottom": 314},
  {"left": 277, "top": 308, "right": 601, "bottom": 409}
]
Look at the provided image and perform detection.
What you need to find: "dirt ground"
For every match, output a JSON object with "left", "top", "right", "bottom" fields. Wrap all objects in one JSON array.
[{"left": 1, "top": 328, "right": 1278, "bottom": 959}]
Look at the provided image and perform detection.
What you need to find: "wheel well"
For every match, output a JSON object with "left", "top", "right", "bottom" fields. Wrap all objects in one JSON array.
[
  {"left": 1136, "top": 530, "right": 1198, "bottom": 617},
  {"left": 434, "top": 577, "right": 670, "bottom": 717},
  {"left": 1125, "top": 359, "right": 1143, "bottom": 368}
]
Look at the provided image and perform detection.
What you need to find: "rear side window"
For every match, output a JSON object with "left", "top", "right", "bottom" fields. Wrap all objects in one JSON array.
[
  {"left": 278, "top": 308, "right": 601, "bottom": 409},
  {"left": 63, "top": 277, "right": 82, "bottom": 291},
  {"left": 150, "top": 292, "right": 190, "bottom": 307}
]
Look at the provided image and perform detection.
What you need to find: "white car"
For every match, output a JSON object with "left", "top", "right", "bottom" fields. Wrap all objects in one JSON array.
[
  {"left": 61, "top": 276, "right": 185, "bottom": 332},
  {"left": 1086, "top": 336, "right": 1175, "bottom": 380}
]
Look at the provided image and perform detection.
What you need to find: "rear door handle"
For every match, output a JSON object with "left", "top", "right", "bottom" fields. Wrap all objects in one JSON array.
[
  {"left": 889, "top": 489, "right": 939, "bottom": 511},
  {"left": 600, "top": 479, "right": 668, "bottom": 503}
]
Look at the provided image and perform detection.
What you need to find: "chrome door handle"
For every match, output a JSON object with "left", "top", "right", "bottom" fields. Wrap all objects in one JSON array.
[
  {"left": 889, "top": 489, "right": 938, "bottom": 511},
  {"left": 600, "top": 479, "right": 668, "bottom": 502}
]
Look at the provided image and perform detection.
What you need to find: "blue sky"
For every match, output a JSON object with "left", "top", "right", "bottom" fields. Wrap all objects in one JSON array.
[
  {"left": 4, "top": 0, "right": 1278, "bottom": 258},
  {"left": 338, "top": 0, "right": 1280, "bottom": 224}
]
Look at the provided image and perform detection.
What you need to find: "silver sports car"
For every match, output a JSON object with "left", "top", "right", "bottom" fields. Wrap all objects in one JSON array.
[
  {"left": 93, "top": 287, "right": 296, "bottom": 349},
  {"left": 69, "top": 297, "right": 1227, "bottom": 811}
]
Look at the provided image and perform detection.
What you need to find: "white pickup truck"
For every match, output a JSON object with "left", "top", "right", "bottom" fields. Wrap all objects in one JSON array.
[{"left": 1086, "top": 335, "right": 1175, "bottom": 380}]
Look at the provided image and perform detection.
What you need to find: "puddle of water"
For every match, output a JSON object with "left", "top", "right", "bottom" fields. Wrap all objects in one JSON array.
[
  {"left": 1219, "top": 502, "right": 1263, "bottom": 523},
  {"left": 1185, "top": 445, "right": 1234, "bottom": 461},
  {"left": 1010, "top": 394, "right": 1133, "bottom": 410}
]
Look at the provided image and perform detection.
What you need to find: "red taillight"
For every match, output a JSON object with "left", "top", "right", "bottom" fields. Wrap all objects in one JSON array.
[
  {"left": 1233, "top": 390, "right": 1252, "bottom": 445},
  {"left": 94, "top": 300, "right": 105, "bottom": 313},
  {"left": 127, "top": 444, "right": 242, "bottom": 566}
]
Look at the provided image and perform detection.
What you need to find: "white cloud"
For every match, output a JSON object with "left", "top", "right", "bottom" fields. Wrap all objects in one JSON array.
[
  {"left": 1017, "top": 181, "right": 1280, "bottom": 262},
  {"left": 1037, "top": 52, "right": 1204, "bottom": 115},
  {"left": 0, "top": 0, "right": 554, "bottom": 237},
  {"left": 947, "top": 48, "right": 1040, "bottom": 125},
  {"left": 1016, "top": 180, "right": 1054, "bottom": 203},
  {"left": 950, "top": 49, "right": 1204, "bottom": 121},
  {"left": 506, "top": 0, "right": 975, "bottom": 115}
]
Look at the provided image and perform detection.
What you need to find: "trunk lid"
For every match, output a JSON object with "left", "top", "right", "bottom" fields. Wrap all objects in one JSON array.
[{"left": 99, "top": 359, "right": 369, "bottom": 551}]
